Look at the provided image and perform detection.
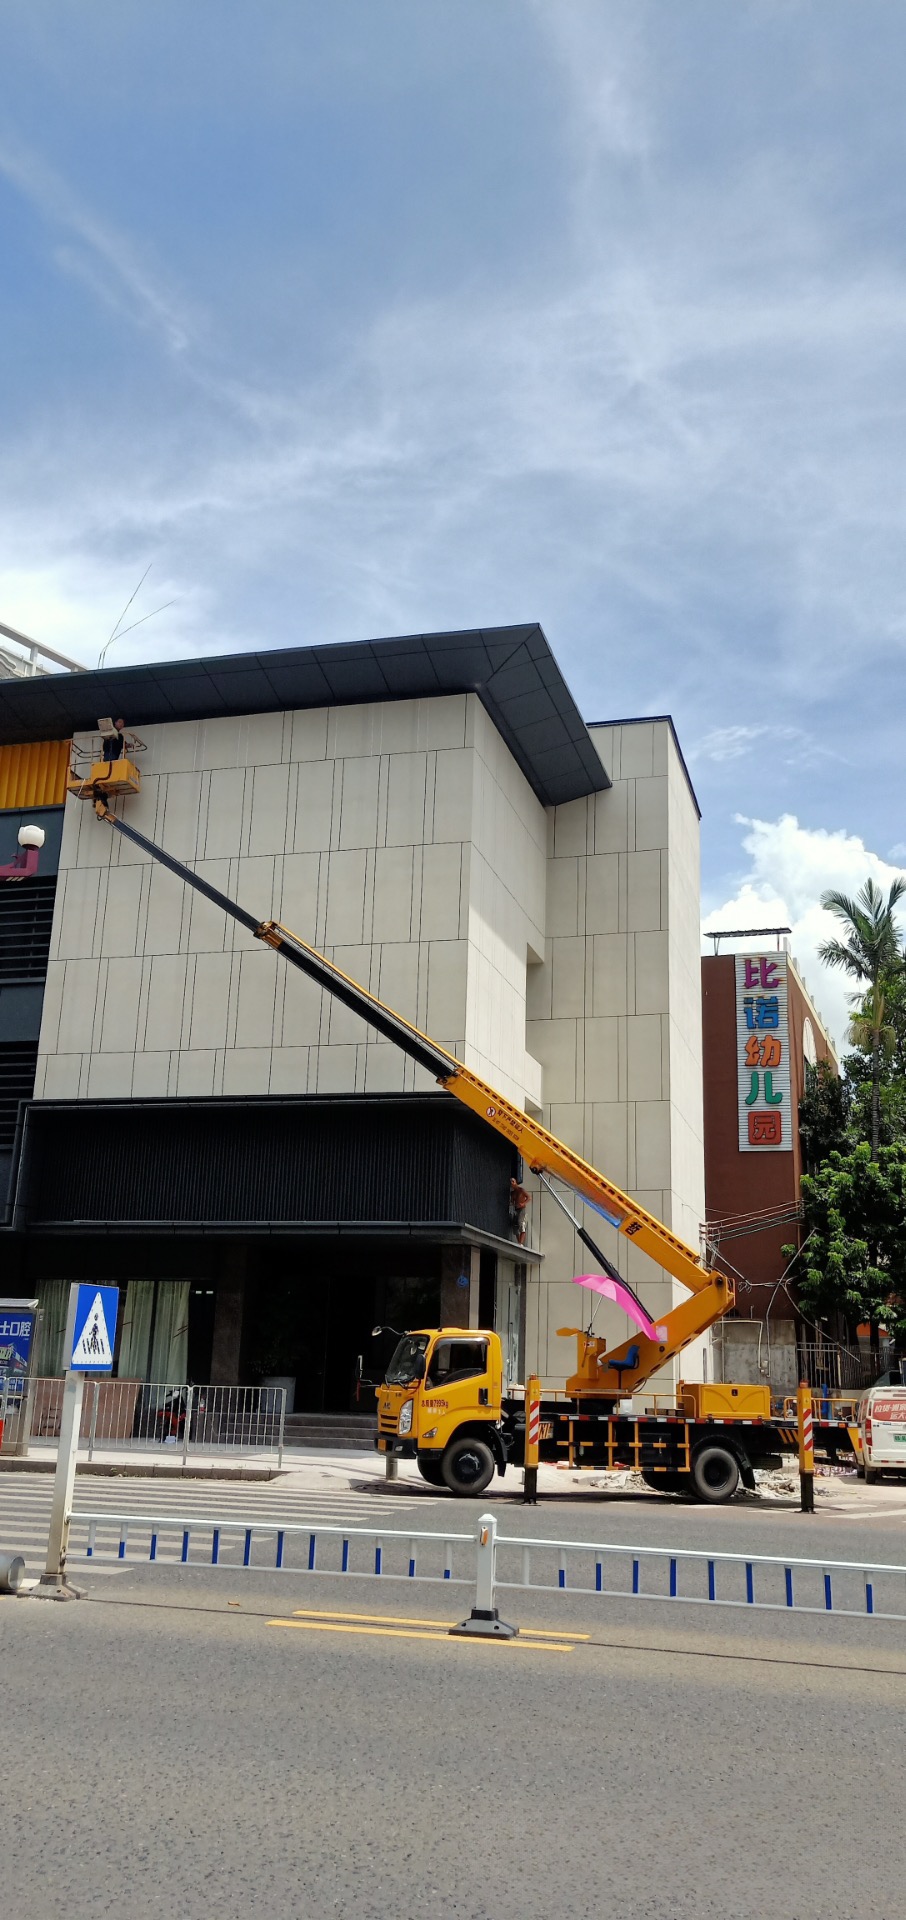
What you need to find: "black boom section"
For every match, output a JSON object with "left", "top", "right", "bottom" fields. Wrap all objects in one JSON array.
[
  {"left": 101, "top": 810, "right": 453, "bottom": 1081},
  {"left": 101, "top": 810, "right": 261, "bottom": 934},
  {"left": 271, "top": 927, "right": 453, "bottom": 1080}
]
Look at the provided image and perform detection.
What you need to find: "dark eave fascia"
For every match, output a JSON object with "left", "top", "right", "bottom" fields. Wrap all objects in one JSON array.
[{"left": 0, "top": 623, "right": 610, "bottom": 810}]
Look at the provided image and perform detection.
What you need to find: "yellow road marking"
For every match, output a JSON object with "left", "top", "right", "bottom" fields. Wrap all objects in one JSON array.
[
  {"left": 287, "top": 1605, "right": 588, "bottom": 1640},
  {"left": 268, "top": 1619, "right": 574, "bottom": 1652}
]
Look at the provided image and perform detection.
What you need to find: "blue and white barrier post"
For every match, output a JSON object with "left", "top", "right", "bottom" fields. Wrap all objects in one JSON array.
[{"left": 450, "top": 1512, "right": 517, "bottom": 1640}]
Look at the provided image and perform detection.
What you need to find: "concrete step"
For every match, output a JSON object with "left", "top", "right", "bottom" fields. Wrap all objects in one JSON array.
[{"left": 283, "top": 1413, "right": 377, "bottom": 1451}]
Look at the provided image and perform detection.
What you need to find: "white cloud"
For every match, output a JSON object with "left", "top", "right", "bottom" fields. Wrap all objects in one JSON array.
[
  {"left": 693, "top": 725, "right": 845, "bottom": 769},
  {"left": 703, "top": 815, "right": 906, "bottom": 1051},
  {"left": 528, "top": 2, "right": 652, "bottom": 167},
  {"left": 0, "top": 133, "right": 197, "bottom": 356}
]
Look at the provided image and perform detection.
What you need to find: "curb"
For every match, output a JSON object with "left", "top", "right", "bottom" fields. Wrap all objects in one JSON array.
[{"left": 0, "top": 1458, "right": 281, "bottom": 1481}]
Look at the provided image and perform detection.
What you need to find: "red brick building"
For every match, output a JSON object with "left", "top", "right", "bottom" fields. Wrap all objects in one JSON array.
[{"left": 701, "top": 948, "right": 837, "bottom": 1382}]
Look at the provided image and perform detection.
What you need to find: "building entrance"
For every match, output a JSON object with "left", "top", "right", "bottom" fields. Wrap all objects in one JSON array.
[{"left": 241, "top": 1260, "right": 441, "bottom": 1414}]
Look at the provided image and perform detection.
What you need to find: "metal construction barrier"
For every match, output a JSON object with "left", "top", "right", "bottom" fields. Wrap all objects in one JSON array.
[
  {"left": 781, "top": 1389, "right": 862, "bottom": 1425},
  {"left": 22, "top": 1379, "right": 286, "bottom": 1465},
  {"left": 71, "top": 1511, "right": 475, "bottom": 1585},
  {"left": 65, "top": 1508, "right": 906, "bottom": 1627},
  {"left": 491, "top": 1528, "right": 906, "bottom": 1620}
]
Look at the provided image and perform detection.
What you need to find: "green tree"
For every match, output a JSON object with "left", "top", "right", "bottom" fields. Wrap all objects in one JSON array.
[
  {"left": 818, "top": 877, "right": 906, "bottom": 1158},
  {"left": 797, "top": 1057, "right": 851, "bottom": 1173},
  {"left": 794, "top": 1141, "right": 906, "bottom": 1359},
  {"left": 842, "top": 995, "right": 906, "bottom": 1148}
]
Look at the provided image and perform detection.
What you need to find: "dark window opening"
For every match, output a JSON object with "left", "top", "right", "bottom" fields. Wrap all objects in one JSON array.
[
  {"left": 0, "top": 1041, "right": 38, "bottom": 1150},
  {"left": 0, "top": 877, "right": 56, "bottom": 981}
]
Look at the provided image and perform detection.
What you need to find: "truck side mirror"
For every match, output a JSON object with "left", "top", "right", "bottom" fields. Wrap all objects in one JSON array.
[{"left": 412, "top": 1355, "right": 426, "bottom": 1380}]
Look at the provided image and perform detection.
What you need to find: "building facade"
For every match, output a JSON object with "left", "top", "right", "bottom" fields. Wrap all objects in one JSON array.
[{"left": 1, "top": 626, "right": 706, "bottom": 1405}]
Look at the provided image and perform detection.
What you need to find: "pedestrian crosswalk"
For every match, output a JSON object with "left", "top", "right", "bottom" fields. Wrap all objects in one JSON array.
[{"left": 0, "top": 1471, "right": 436, "bottom": 1572}]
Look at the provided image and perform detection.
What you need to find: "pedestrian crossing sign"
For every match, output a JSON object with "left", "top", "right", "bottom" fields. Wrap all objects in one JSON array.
[{"left": 67, "top": 1285, "right": 119, "bottom": 1373}]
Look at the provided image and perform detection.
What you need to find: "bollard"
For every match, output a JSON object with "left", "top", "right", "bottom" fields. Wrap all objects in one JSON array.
[
  {"left": 798, "top": 1380, "right": 815, "bottom": 1514},
  {"left": 450, "top": 1512, "right": 518, "bottom": 1638},
  {"left": 523, "top": 1373, "right": 541, "bottom": 1504},
  {"left": 384, "top": 1450, "right": 399, "bottom": 1482},
  {"left": 0, "top": 1552, "right": 25, "bottom": 1595},
  {"left": 182, "top": 1386, "right": 194, "bottom": 1469}
]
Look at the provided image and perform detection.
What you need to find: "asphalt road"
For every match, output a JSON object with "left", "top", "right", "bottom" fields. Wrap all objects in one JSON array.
[
  {"left": 5, "top": 1462, "right": 906, "bottom": 1658},
  {"left": 4, "top": 1563, "right": 906, "bottom": 1920}
]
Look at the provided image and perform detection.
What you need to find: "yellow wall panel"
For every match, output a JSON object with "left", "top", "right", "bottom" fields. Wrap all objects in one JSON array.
[{"left": 0, "top": 738, "right": 70, "bottom": 809}]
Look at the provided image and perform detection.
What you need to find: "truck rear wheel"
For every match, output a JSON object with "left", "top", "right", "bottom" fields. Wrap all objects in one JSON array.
[
  {"left": 641, "top": 1470, "right": 689, "bottom": 1494},
  {"left": 417, "top": 1458, "right": 446, "bottom": 1486},
  {"left": 442, "top": 1436, "right": 496, "bottom": 1497},
  {"left": 690, "top": 1443, "right": 740, "bottom": 1503}
]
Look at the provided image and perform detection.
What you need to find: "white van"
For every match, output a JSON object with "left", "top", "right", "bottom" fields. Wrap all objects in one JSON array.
[{"left": 858, "top": 1384, "right": 906, "bottom": 1482}]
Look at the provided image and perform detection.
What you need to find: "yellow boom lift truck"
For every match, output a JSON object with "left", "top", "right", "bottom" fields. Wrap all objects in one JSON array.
[{"left": 69, "top": 760, "right": 861, "bottom": 1503}]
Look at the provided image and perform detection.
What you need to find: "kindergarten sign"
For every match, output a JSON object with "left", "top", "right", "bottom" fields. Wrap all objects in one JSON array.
[{"left": 735, "top": 954, "right": 792, "bottom": 1153}]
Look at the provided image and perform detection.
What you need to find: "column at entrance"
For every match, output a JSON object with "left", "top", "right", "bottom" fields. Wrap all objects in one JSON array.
[
  {"left": 439, "top": 1244, "right": 475, "bottom": 1328},
  {"left": 210, "top": 1246, "right": 246, "bottom": 1385},
  {"left": 495, "top": 1259, "right": 526, "bottom": 1387}
]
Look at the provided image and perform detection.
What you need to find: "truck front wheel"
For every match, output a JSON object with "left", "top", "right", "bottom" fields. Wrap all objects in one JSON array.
[
  {"left": 442, "top": 1436, "right": 496, "bottom": 1497},
  {"left": 417, "top": 1458, "right": 446, "bottom": 1486},
  {"left": 690, "top": 1443, "right": 740, "bottom": 1503}
]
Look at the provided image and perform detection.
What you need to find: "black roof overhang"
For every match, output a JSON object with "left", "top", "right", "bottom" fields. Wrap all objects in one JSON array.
[
  {"left": 8, "top": 1092, "right": 540, "bottom": 1252},
  {"left": 0, "top": 623, "right": 609, "bottom": 809}
]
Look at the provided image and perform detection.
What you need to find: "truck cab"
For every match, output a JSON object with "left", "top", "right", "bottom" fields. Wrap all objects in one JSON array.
[{"left": 375, "top": 1328, "right": 507, "bottom": 1494}]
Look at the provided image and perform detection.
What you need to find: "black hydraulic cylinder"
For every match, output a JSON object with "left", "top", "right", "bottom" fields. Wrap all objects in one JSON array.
[{"left": 537, "top": 1167, "right": 652, "bottom": 1327}]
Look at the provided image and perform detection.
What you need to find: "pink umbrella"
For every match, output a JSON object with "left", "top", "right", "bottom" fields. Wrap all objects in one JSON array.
[{"left": 573, "top": 1273, "right": 667, "bottom": 1343}]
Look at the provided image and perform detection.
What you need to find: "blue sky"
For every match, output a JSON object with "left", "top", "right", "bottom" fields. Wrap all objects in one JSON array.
[{"left": 2, "top": 2, "right": 904, "bottom": 1039}]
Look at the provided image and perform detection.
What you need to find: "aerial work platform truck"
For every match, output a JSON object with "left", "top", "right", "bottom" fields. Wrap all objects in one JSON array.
[{"left": 62, "top": 762, "right": 861, "bottom": 1501}]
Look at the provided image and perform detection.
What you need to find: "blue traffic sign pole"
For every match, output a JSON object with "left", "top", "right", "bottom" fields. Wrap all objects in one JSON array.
[{"left": 39, "top": 1284, "right": 119, "bottom": 1598}]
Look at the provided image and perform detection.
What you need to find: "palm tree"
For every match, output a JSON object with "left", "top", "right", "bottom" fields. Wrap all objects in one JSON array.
[{"left": 819, "top": 876, "right": 906, "bottom": 1156}]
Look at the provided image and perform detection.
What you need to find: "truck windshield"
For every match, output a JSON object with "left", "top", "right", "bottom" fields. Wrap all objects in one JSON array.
[{"left": 384, "top": 1334, "right": 429, "bottom": 1386}]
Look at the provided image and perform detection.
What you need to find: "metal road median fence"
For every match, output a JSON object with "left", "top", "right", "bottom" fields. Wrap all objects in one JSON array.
[
  {"left": 8, "top": 1378, "right": 286, "bottom": 1466},
  {"left": 59, "top": 1508, "right": 906, "bottom": 1633}
]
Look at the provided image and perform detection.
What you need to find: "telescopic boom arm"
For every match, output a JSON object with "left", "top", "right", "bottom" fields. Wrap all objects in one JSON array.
[{"left": 94, "top": 802, "right": 733, "bottom": 1392}]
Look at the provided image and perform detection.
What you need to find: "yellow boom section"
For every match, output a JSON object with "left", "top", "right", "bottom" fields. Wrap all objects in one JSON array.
[{"left": 260, "top": 919, "right": 733, "bottom": 1393}]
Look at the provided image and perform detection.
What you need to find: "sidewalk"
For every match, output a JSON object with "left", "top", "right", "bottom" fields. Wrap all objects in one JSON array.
[
  {"left": 6, "top": 1438, "right": 902, "bottom": 1516},
  {"left": 0, "top": 1436, "right": 433, "bottom": 1488}
]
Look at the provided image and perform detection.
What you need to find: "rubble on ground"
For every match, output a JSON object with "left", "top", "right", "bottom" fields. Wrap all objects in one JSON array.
[
  {"left": 563, "top": 1469, "right": 649, "bottom": 1492},
  {"left": 564, "top": 1464, "right": 843, "bottom": 1499}
]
